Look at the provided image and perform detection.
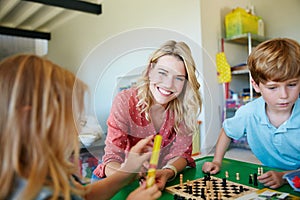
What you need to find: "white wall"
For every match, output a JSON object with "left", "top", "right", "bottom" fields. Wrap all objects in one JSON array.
[
  {"left": 47, "top": 0, "right": 211, "bottom": 152},
  {"left": 48, "top": 0, "right": 300, "bottom": 155},
  {"left": 48, "top": 0, "right": 202, "bottom": 72},
  {"left": 201, "top": 0, "right": 300, "bottom": 69}
]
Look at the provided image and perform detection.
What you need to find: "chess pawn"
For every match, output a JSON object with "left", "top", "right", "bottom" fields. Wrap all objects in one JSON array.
[
  {"left": 207, "top": 192, "right": 210, "bottom": 200},
  {"left": 206, "top": 181, "right": 210, "bottom": 190},
  {"left": 239, "top": 185, "right": 244, "bottom": 192},
  {"left": 225, "top": 171, "right": 229, "bottom": 178},
  {"left": 236, "top": 173, "right": 240, "bottom": 181},
  {"left": 253, "top": 173, "right": 258, "bottom": 186},
  {"left": 249, "top": 174, "right": 253, "bottom": 184},
  {"left": 260, "top": 167, "right": 264, "bottom": 175},
  {"left": 222, "top": 178, "right": 226, "bottom": 187},
  {"left": 218, "top": 192, "right": 222, "bottom": 200},
  {"left": 201, "top": 188, "right": 205, "bottom": 199},
  {"left": 179, "top": 174, "right": 183, "bottom": 187}
]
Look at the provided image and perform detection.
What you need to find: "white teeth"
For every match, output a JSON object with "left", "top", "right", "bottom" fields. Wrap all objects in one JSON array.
[{"left": 158, "top": 87, "right": 172, "bottom": 95}]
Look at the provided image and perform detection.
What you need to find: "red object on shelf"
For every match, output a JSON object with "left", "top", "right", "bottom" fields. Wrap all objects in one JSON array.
[{"left": 225, "top": 82, "right": 230, "bottom": 99}]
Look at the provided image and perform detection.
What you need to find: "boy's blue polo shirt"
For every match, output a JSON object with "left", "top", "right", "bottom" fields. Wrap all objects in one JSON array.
[{"left": 223, "top": 97, "right": 300, "bottom": 170}]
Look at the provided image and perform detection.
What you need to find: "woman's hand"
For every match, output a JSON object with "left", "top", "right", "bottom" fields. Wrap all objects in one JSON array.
[{"left": 152, "top": 169, "right": 171, "bottom": 190}]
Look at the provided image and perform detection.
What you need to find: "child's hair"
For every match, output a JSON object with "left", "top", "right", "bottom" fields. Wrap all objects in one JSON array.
[
  {"left": 136, "top": 40, "right": 202, "bottom": 133},
  {"left": 248, "top": 38, "right": 300, "bottom": 85},
  {"left": 0, "top": 54, "right": 87, "bottom": 200}
]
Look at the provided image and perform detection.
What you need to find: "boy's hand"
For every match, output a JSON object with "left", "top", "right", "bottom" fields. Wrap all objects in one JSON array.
[
  {"left": 202, "top": 161, "right": 221, "bottom": 174},
  {"left": 258, "top": 171, "right": 286, "bottom": 189}
]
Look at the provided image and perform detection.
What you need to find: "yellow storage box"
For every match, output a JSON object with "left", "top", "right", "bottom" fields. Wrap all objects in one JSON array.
[{"left": 225, "top": 7, "right": 259, "bottom": 38}]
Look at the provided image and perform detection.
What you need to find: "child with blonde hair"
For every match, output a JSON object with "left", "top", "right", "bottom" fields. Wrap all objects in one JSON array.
[{"left": 0, "top": 54, "right": 161, "bottom": 200}]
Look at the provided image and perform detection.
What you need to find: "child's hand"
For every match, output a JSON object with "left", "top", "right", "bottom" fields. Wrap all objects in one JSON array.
[
  {"left": 202, "top": 161, "right": 221, "bottom": 174},
  {"left": 138, "top": 169, "right": 167, "bottom": 191},
  {"left": 126, "top": 182, "right": 161, "bottom": 200},
  {"left": 121, "top": 136, "right": 154, "bottom": 173},
  {"left": 258, "top": 171, "right": 285, "bottom": 189},
  {"left": 152, "top": 169, "right": 169, "bottom": 190}
]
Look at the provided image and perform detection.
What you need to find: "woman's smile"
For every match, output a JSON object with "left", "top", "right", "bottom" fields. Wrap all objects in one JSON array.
[{"left": 148, "top": 55, "right": 186, "bottom": 106}]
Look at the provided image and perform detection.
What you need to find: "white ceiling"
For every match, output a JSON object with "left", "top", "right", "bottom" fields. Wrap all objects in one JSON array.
[
  {"left": 0, "top": 0, "right": 101, "bottom": 33},
  {"left": 1, "top": 1, "right": 73, "bottom": 33},
  {"left": 0, "top": 0, "right": 102, "bottom": 60}
]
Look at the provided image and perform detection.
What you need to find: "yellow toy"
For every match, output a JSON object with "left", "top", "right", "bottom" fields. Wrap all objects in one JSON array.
[{"left": 146, "top": 134, "right": 162, "bottom": 188}]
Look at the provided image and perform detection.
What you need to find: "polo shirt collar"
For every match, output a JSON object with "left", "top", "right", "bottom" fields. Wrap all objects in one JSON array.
[
  {"left": 257, "top": 97, "right": 300, "bottom": 129},
  {"left": 285, "top": 97, "right": 300, "bottom": 129},
  {"left": 255, "top": 97, "right": 269, "bottom": 125}
]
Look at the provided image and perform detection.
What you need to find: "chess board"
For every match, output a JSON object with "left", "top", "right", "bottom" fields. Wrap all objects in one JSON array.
[{"left": 165, "top": 175, "right": 258, "bottom": 200}]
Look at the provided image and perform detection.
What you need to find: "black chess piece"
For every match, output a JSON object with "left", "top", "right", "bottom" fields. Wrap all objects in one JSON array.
[
  {"left": 239, "top": 185, "right": 244, "bottom": 192},
  {"left": 222, "top": 178, "right": 227, "bottom": 187},
  {"left": 253, "top": 173, "right": 258, "bottom": 186},
  {"left": 249, "top": 174, "right": 253, "bottom": 184}
]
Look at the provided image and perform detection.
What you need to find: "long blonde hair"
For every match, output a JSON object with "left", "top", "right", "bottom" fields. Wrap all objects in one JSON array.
[
  {"left": 136, "top": 40, "right": 202, "bottom": 133},
  {"left": 0, "top": 54, "right": 87, "bottom": 200}
]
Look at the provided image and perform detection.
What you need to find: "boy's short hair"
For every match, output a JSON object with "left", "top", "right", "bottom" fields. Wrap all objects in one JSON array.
[{"left": 247, "top": 38, "right": 300, "bottom": 84}]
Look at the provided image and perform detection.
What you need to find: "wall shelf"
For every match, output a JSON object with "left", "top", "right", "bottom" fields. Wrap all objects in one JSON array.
[
  {"left": 225, "top": 33, "right": 266, "bottom": 46},
  {"left": 231, "top": 69, "right": 249, "bottom": 75},
  {"left": 224, "top": 33, "right": 266, "bottom": 106}
]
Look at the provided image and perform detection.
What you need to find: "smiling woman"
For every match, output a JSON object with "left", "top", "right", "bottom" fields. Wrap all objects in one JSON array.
[
  {"left": 93, "top": 40, "right": 202, "bottom": 191},
  {"left": 148, "top": 55, "right": 186, "bottom": 107}
]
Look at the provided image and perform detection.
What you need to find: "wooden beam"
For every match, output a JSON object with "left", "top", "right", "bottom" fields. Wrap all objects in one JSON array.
[
  {"left": 0, "top": 26, "right": 51, "bottom": 40},
  {"left": 22, "top": 0, "right": 102, "bottom": 15}
]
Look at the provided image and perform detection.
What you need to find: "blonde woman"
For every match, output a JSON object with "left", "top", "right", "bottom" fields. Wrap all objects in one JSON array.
[
  {"left": 94, "top": 40, "right": 202, "bottom": 190},
  {"left": 0, "top": 54, "right": 161, "bottom": 200}
]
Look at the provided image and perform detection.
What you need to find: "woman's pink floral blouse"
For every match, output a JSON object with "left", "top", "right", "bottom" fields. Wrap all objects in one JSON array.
[{"left": 93, "top": 88, "right": 195, "bottom": 178}]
